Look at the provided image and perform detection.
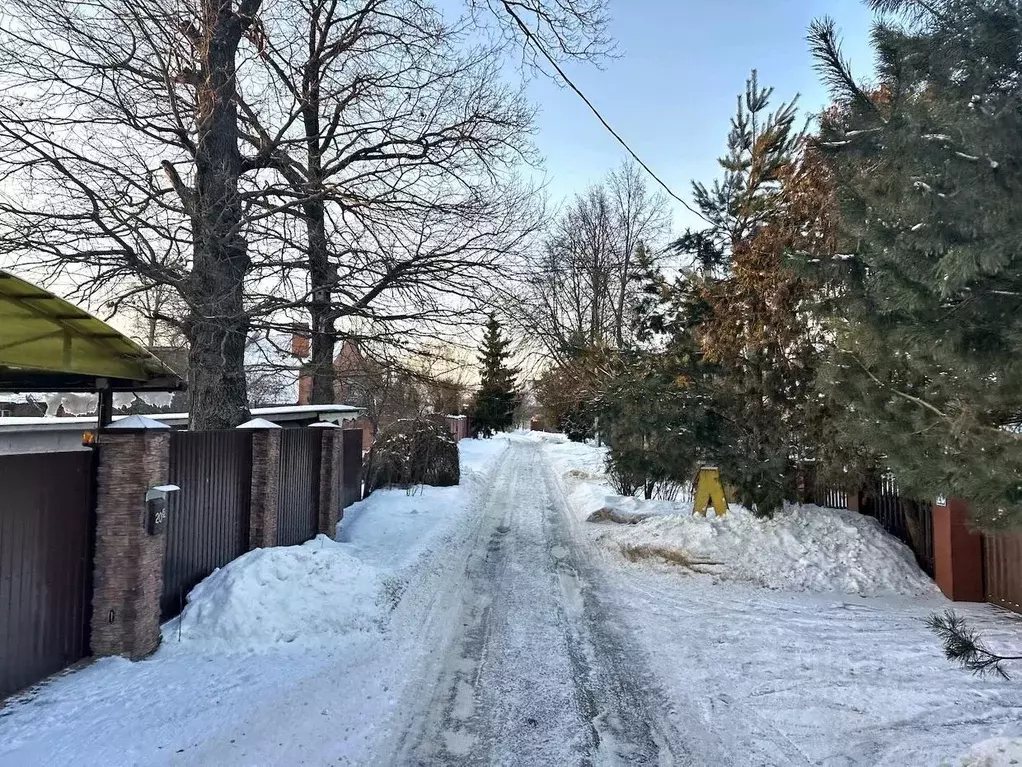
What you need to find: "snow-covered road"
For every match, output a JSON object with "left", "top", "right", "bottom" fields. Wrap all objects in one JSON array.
[
  {"left": 4, "top": 436, "right": 1022, "bottom": 766},
  {"left": 381, "top": 440, "right": 723, "bottom": 765}
]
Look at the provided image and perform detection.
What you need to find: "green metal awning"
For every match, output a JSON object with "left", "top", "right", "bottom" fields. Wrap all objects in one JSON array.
[{"left": 0, "top": 270, "right": 184, "bottom": 392}]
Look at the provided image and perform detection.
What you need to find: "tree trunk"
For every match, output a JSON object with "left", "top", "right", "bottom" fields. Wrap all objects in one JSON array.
[
  {"left": 613, "top": 242, "right": 634, "bottom": 347},
  {"left": 186, "top": 0, "right": 257, "bottom": 430},
  {"left": 302, "top": 56, "right": 337, "bottom": 405},
  {"left": 307, "top": 201, "right": 337, "bottom": 405}
]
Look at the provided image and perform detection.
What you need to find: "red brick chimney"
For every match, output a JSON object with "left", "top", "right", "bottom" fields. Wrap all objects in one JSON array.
[
  {"left": 297, "top": 369, "right": 313, "bottom": 405},
  {"left": 291, "top": 330, "right": 310, "bottom": 359}
]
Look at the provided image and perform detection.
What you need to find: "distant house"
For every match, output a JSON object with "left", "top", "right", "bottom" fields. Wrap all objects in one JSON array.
[
  {"left": 293, "top": 336, "right": 427, "bottom": 446},
  {"left": 0, "top": 397, "right": 45, "bottom": 418},
  {"left": 292, "top": 337, "right": 370, "bottom": 407},
  {"left": 333, "top": 340, "right": 372, "bottom": 408},
  {"left": 147, "top": 333, "right": 303, "bottom": 410}
]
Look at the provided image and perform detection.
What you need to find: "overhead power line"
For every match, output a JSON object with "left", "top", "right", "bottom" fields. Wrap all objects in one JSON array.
[{"left": 500, "top": 1, "right": 709, "bottom": 224}]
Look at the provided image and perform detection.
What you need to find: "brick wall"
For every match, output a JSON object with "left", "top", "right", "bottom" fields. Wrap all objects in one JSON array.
[
  {"left": 90, "top": 430, "right": 170, "bottom": 659},
  {"left": 249, "top": 429, "right": 282, "bottom": 548},
  {"left": 318, "top": 429, "right": 343, "bottom": 535}
]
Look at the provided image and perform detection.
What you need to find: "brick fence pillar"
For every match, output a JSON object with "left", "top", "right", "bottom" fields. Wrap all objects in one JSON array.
[
  {"left": 249, "top": 429, "right": 281, "bottom": 549},
  {"left": 318, "top": 428, "right": 342, "bottom": 537},
  {"left": 933, "top": 497, "right": 985, "bottom": 601},
  {"left": 90, "top": 430, "right": 170, "bottom": 659}
]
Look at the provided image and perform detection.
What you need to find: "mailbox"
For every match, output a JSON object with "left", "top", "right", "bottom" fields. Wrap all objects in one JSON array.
[{"left": 145, "top": 485, "right": 179, "bottom": 535}]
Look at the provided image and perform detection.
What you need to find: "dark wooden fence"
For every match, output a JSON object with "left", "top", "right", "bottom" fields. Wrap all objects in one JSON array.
[
  {"left": 276, "top": 429, "right": 322, "bottom": 546},
  {"left": 342, "top": 428, "right": 364, "bottom": 507},
  {"left": 161, "top": 431, "right": 253, "bottom": 620},
  {"left": 813, "top": 472, "right": 935, "bottom": 578},
  {"left": 1, "top": 451, "right": 94, "bottom": 699},
  {"left": 984, "top": 532, "right": 1022, "bottom": 613}
]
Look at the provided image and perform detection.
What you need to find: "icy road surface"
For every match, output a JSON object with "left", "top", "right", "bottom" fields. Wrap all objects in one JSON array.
[{"left": 379, "top": 440, "right": 726, "bottom": 765}]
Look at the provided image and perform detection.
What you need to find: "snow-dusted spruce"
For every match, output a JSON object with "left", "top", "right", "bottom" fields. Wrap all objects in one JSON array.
[{"left": 470, "top": 314, "right": 519, "bottom": 438}]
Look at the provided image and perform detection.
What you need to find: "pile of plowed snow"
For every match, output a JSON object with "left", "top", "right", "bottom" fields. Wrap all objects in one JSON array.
[
  {"left": 173, "top": 536, "right": 384, "bottom": 650},
  {"left": 602, "top": 504, "right": 937, "bottom": 595},
  {"left": 959, "top": 738, "right": 1022, "bottom": 767},
  {"left": 167, "top": 437, "right": 510, "bottom": 652},
  {"left": 544, "top": 437, "right": 936, "bottom": 596}
]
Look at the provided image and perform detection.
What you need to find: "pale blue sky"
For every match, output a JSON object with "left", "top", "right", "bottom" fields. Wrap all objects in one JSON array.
[{"left": 525, "top": 1, "right": 879, "bottom": 230}]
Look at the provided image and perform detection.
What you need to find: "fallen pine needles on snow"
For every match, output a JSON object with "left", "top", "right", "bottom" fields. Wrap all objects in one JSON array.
[{"left": 618, "top": 543, "right": 723, "bottom": 572}]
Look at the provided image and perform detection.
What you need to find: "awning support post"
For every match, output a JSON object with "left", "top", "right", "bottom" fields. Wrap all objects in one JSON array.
[{"left": 97, "top": 388, "right": 114, "bottom": 430}]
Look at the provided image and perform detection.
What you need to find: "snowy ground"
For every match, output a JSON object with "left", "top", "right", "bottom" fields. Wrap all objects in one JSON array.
[
  {"left": 0, "top": 438, "right": 510, "bottom": 766},
  {"left": 540, "top": 433, "right": 1022, "bottom": 765},
  {"left": 4, "top": 432, "right": 1022, "bottom": 766}
]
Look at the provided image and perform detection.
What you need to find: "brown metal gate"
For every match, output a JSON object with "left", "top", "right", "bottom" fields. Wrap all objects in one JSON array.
[
  {"left": 162, "top": 431, "right": 253, "bottom": 620},
  {"left": 342, "top": 429, "right": 364, "bottom": 508},
  {"left": 276, "top": 429, "right": 321, "bottom": 547},
  {"left": 1, "top": 451, "right": 94, "bottom": 699},
  {"left": 984, "top": 532, "right": 1022, "bottom": 614}
]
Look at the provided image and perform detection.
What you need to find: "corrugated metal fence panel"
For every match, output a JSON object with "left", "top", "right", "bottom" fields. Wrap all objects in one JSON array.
[
  {"left": 0, "top": 451, "right": 94, "bottom": 699},
  {"left": 985, "top": 532, "right": 1022, "bottom": 614},
  {"left": 277, "top": 429, "right": 321, "bottom": 547},
  {"left": 342, "top": 429, "right": 364, "bottom": 508},
  {"left": 162, "top": 431, "right": 253, "bottom": 621}
]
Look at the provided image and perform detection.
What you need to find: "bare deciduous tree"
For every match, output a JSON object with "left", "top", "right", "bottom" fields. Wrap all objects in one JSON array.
[
  {"left": 508, "top": 161, "right": 672, "bottom": 360},
  {"left": 0, "top": 0, "right": 275, "bottom": 428},
  {"left": 0, "top": 0, "right": 610, "bottom": 424},
  {"left": 244, "top": 0, "right": 609, "bottom": 403}
]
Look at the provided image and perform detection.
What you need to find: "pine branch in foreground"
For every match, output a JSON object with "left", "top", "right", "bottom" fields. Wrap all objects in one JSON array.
[{"left": 926, "top": 610, "right": 1022, "bottom": 680}]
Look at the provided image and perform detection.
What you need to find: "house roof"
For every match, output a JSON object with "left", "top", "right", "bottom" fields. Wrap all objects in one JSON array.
[
  {"left": 0, "top": 270, "right": 184, "bottom": 392},
  {"left": 0, "top": 403, "right": 363, "bottom": 432},
  {"left": 333, "top": 340, "right": 368, "bottom": 375}
]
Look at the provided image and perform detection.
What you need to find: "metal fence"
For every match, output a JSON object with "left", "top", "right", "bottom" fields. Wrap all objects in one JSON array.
[
  {"left": 814, "top": 486, "right": 848, "bottom": 511},
  {"left": 864, "top": 475, "right": 935, "bottom": 578},
  {"left": 342, "top": 429, "right": 364, "bottom": 507},
  {"left": 162, "top": 431, "right": 253, "bottom": 620},
  {"left": 276, "top": 429, "right": 322, "bottom": 547},
  {"left": 1, "top": 451, "right": 94, "bottom": 699}
]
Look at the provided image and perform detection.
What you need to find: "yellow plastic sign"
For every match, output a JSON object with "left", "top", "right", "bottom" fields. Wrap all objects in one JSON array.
[{"left": 693, "top": 467, "right": 729, "bottom": 516}]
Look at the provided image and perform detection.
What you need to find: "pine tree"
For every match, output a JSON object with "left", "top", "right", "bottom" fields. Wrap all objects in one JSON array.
[
  {"left": 808, "top": 3, "right": 1022, "bottom": 526},
  {"left": 596, "top": 245, "right": 724, "bottom": 499},
  {"left": 471, "top": 315, "right": 519, "bottom": 438},
  {"left": 669, "top": 72, "right": 836, "bottom": 515}
]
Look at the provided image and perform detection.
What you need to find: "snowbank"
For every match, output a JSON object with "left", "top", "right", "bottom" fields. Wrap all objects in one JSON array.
[
  {"left": 171, "top": 536, "right": 383, "bottom": 651},
  {"left": 166, "top": 437, "right": 510, "bottom": 652},
  {"left": 604, "top": 504, "right": 936, "bottom": 595},
  {"left": 545, "top": 438, "right": 937, "bottom": 596},
  {"left": 959, "top": 738, "right": 1022, "bottom": 766},
  {"left": 458, "top": 435, "right": 511, "bottom": 476}
]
